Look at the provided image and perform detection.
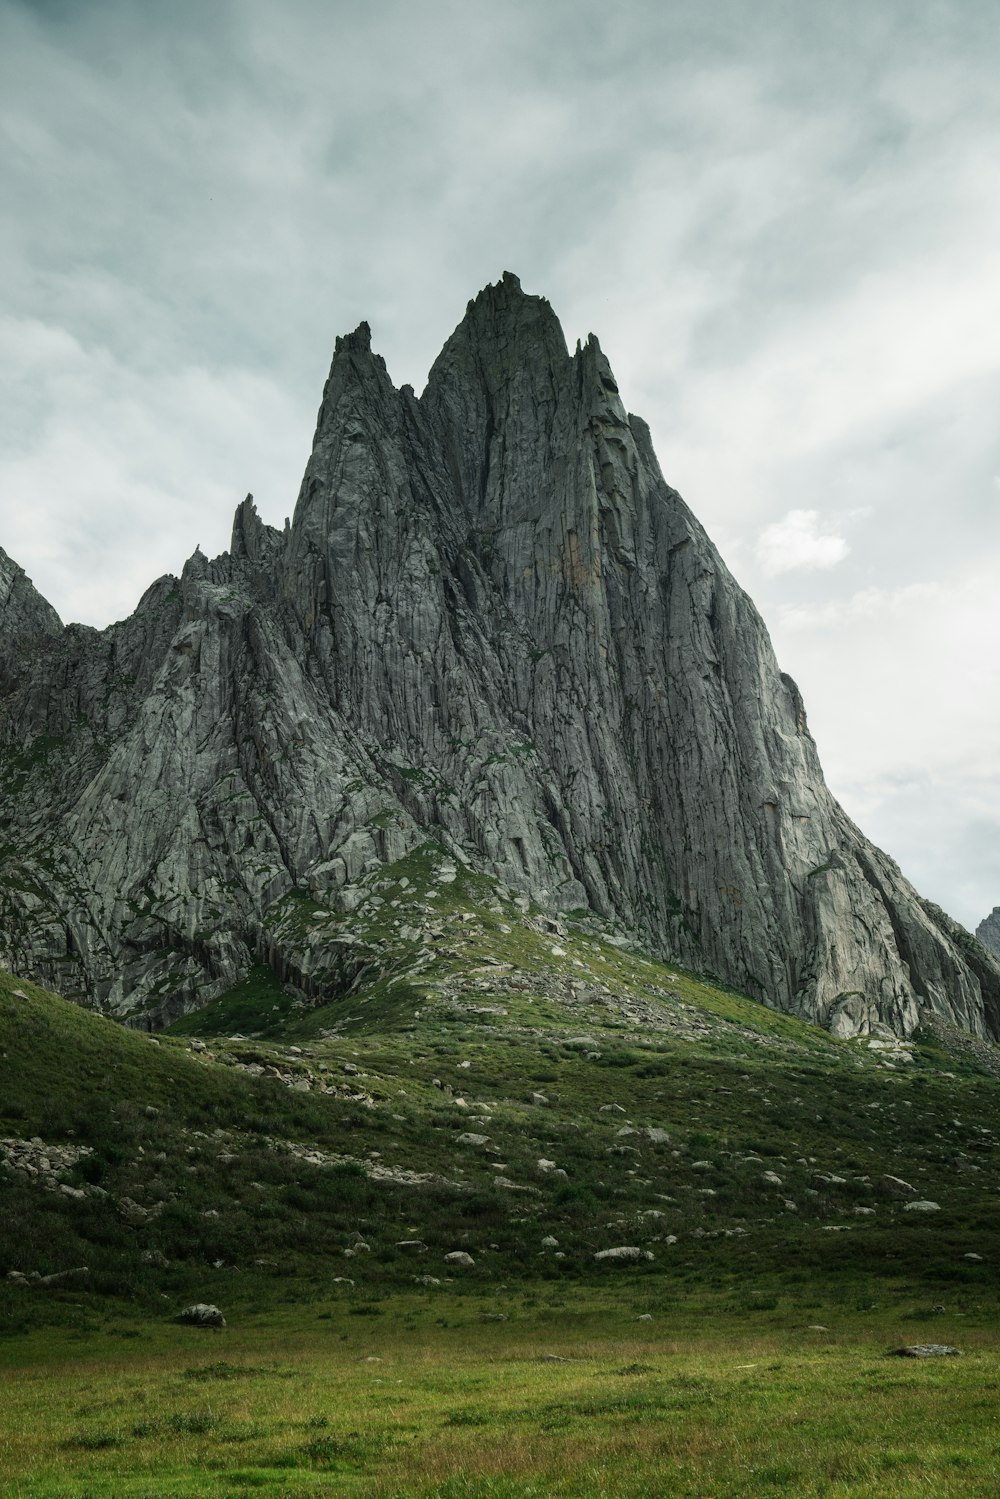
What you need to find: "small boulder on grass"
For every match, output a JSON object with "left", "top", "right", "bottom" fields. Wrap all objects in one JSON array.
[
  {"left": 878, "top": 1174, "right": 917, "bottom": 1198},
  {"left": 594, "top": 1246, "right": 654, "bottom": 1263},
  {"left": 176, "top": 1303, "right": 226, "bottom": 1329},
  {"left": 890, "top": 1344, "right": 961, "bottom": 1358}
]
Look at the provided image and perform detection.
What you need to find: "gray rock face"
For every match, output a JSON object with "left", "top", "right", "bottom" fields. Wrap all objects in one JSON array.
[
  {"left": 0, "top": 546, "right": 62, "bottom": 698},
  {"left": 977, "top": 908, "right": 1000, "bottom": 959},
  {"left": 2, "top": 273, "right": 999, "bottom": 1040}
]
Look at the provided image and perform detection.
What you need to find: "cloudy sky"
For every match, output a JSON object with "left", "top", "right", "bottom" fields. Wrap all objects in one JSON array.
[{"left": 2, "top": 0, "right": 998, "bottom": 930}]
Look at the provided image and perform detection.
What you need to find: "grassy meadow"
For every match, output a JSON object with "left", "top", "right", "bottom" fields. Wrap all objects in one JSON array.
[
  {"left": 2, "top": 840, "right": 999, "bottom": 1494},
  {"left": 3, "top": 1293, "right": 999, "bottom": 1497}
]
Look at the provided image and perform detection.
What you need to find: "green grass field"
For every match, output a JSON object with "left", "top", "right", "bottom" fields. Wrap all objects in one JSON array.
[
  {"left": 2, "top": 841, "right": 999, "bottom": 1494},
  {"left": 3, "top": 1294, "right": 999, "bottom": 1497}
]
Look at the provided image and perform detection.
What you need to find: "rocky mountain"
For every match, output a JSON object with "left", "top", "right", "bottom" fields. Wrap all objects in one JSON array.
[
  {"left": 0, "top": 545, "right": 62, "bottom": 696},
  {"left": 2, "top": 273, "right": 999, "bottom": 1040},
  {"left": 977, "top": 909, "right": 1000, "bottom": 960}
]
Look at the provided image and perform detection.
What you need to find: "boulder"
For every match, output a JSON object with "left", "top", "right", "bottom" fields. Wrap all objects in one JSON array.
[
  {"left": 878, "top": 1175, "right": 917, "bottom": 1198},
  {"left": 176, "top": 1303, "right": 226, "bottom": 1329},
  {"left": 594, "top": 1246, "right": 654, "bottom": 1263},
  {"left": 890, "top": 1344, "right": 961, "bottom": 1358}
]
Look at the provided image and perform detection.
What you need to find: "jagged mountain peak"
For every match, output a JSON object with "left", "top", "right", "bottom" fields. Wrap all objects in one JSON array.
[
  {"left": 231, "top": 493, "right": 284, "bottom": 564},
  {"left": 334, "top": 319, "right": 373, "bottom": 355},
  {"left": 978, "top": 908, "right": 1000, "bottom": 959},
  {"left": 460, "top": 268, "right": 540, "bottom": 317},
  {"left": 2, "top": 278, "right": 999, "bottom": 1043},
  {"left": 0, "top": 545, "right": 63, "bottom": 696},
  {"left": 427, "top": 272, "right": 569, "bottom": 404},
  {"left": 0, "top": 545, "right": 62, "bottom": 633}
]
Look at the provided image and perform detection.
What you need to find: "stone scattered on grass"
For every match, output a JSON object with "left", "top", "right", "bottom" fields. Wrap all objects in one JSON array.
[
  {"left": 903, "top": 1200, "right": 941, "bottom": 1213},
  {"left": 119, "top": 1197, "right": 156, "bottom": 1227},
  {"left": 1, "top": 1136, "right": 95, "bottom": 1191},
  {"left": 890, "top": 1344, "right": 961, "bottom": 1358},
  {"left": 878, "top": 1174, "right": 917, "bottom": 1197},
  {"left": 594, "top": 1246, "right": 654, "bottom": 1263},
  {"left": 444, "top": 1251, "right": 475, "bottom": 1267},
  {"left": 176, "top": 1303, "right": 226, "bottom": 1329},
  {"left": 7, "top": 1265, "right": 89, "bottom": 1288}
]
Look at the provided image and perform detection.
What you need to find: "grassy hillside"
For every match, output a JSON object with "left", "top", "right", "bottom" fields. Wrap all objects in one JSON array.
[
  {"left": 2, "top": 841, "right": 1000, "bottom": 1494},
  {"left": 3, "top": 838, "right": 1000, "bottom": 1318}
]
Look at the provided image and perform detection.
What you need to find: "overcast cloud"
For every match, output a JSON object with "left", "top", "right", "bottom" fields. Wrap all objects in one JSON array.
[{"left": 1, "top": 0, "right": 998, "bottom": 929}]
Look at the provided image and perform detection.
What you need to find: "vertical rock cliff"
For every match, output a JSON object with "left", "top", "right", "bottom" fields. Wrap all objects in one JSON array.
[
  {"left": 2, "top": 274, "right": 999, "bottom": 1039},
  {"left": 978, "top": 909, "right": 1000, "bottom": 960}
]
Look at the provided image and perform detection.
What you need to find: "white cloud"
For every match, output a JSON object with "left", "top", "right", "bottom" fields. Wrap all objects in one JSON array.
[
  {"left": 754, "top": 509, "right": 849, "bottom": 576},
  {"left": 777, "top": 581, "right": 939, "bottom": 632}
]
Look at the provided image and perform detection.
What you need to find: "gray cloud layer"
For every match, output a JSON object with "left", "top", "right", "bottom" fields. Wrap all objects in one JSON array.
[{"left": 2, "top": 0, "right": 998, "bottom": 927}]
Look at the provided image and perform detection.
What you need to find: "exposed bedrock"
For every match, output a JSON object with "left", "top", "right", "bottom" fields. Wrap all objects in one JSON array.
[{"left": 2, "top": 274, "right": 998, "bottom": 1039}]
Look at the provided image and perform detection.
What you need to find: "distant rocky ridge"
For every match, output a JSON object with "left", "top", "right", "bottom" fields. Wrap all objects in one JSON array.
[
  {"left": 978, "top": 909, "right": 1000, "bottom": 960},
  {"left": 2, "top": 273, "right": 999, "bottom": 1041}
]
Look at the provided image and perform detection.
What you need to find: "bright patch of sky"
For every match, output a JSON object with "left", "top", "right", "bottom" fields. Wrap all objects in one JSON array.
[
  {"left": 1, "top": 0, "right": 997, "bottom": 928},
  {"left": 755, "top": 511, "right": 850, "bottom": 576}
]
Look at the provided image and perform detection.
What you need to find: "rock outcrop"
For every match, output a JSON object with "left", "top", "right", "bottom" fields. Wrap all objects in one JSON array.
[
  {"left": 0, "top": 546, "right": 62, "bottom": 697},
  {"left": 977, "top": 908, "right": 1000, "bottom": 959},
  {"left": 2, "top": 273, "right": 999, "bottom": 1040}
]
